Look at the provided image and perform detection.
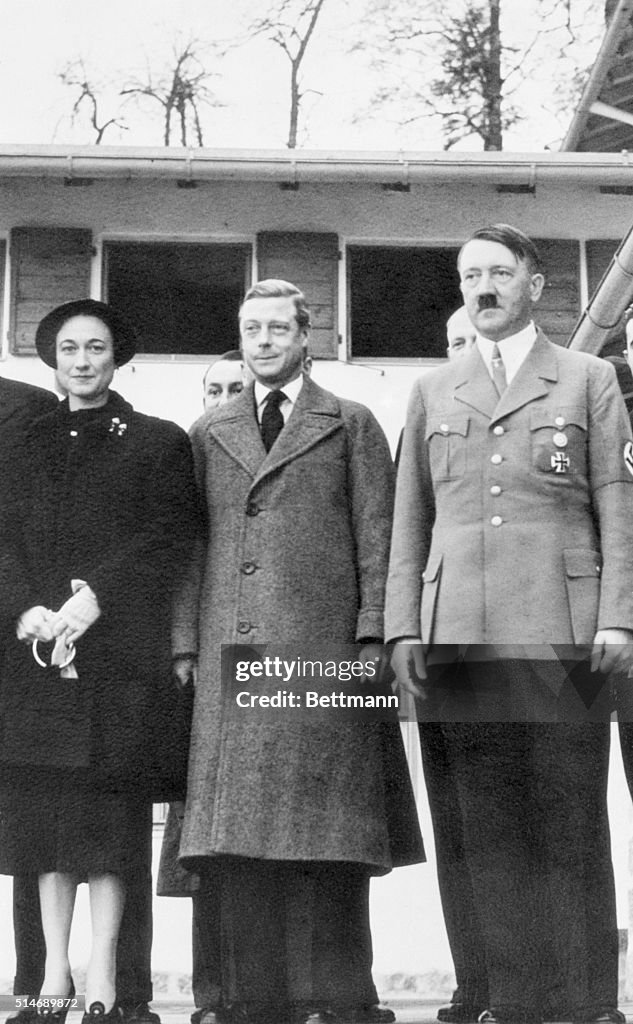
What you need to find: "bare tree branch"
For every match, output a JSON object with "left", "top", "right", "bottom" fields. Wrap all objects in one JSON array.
[{"left": 59, "top": 59, "right": 127, "bottom": 144}]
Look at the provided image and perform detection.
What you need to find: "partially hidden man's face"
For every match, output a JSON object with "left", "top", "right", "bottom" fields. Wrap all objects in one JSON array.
[
  {"left": 446, "top": 307, "right": 477, "bottom": 360},
  {"left": 458, "top": 239, "right": 544, "bottom": 342},
  {"left": 203, "top": 360, "right": 245, "bottom": 411},
  {"left": 239, "top": 296, "right": 308, "bottom": 387}
]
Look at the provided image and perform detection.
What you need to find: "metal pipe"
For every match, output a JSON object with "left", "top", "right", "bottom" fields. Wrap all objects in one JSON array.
[{"left": 568, "top": 224, "right": 633, "bottom": 351}]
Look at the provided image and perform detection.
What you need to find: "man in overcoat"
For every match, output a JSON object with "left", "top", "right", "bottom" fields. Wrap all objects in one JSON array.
[
  {"left": 173, "top": 278, "right": 423, "bottom": 1024},
  {"left": 0, "top": 374, "right": 57, "bottom": 1019},
  {"left": 386, "top": 224, "right": 633, "bottom": 1024}
]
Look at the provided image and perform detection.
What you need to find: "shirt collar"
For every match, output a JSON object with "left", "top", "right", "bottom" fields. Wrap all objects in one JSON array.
[
  {"left": 254, "top": 374, "right": 304, "bottom": 410},
  {"left": 476, "top": 321, "right": 537, "bottom": 384}
]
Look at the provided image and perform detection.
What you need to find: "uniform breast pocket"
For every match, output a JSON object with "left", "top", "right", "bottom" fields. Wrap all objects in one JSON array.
[
  {"left": 530, "top": 405, "right": 587, "bottom": 478},
  {"left": 425, "top": 414, "right": 470, "bottom": 481}
]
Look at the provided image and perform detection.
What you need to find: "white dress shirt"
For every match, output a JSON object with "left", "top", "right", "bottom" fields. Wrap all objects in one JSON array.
[
  {"left": 254, "top": 375, "right": 304, "bottom": 425},
  {"left": 476, "top": 322, "right": 537, "bottom": 386}
]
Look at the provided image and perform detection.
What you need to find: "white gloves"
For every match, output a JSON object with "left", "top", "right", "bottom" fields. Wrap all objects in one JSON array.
[{"left": 50, "top": 580, "right": 101, "bottom": 644}]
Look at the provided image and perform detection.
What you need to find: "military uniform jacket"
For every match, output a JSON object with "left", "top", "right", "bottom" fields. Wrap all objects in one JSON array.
[
  {"left": 173, "top": 377, "right": 424, "bottom": 873},
  {"left": 385, "top": 330, "right": 633, "bottom": 649}
]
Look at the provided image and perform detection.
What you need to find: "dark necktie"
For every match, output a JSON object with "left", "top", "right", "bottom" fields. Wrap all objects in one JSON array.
[
  {"left": 491, "top": 343, "right": 507, "bottom": 395},
  {"left": 261, "top": 389, "right": 287, "bottom": 452}
]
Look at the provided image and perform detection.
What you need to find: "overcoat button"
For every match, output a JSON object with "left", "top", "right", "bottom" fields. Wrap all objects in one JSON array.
[
  {"left": 440, "top": 423, "right": 449, "bottom": 434},
  {"left": 69, "top": 430, "right": 78, "bottom": 437},
  {"left": 241, "top": 561, "right": 256, "bottom": 575},
  {"left": 491, "top": 515, "right": 503, "bottom": 527},
  {"left": 490, "top": 485, "right": 501, "bottom": 496},
  {"left": 493, "top": 425, "right": 504, "bottom": 436},
  {"left": 246, "top": 502, "right": 259, "bottom": 516},
  {"left": 237, "top": 620, "right": 252, "bottom": 634},
  {"left": 491, "top": 454, "right": 503, "bottom": 465},
  {"left": 555, "top": 416, "right": 565, "bottom": 427}
]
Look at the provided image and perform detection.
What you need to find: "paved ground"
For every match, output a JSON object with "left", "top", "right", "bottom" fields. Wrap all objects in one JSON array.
[{"left": 46, "top": 1002, "right": 633, "bottom": 1024}]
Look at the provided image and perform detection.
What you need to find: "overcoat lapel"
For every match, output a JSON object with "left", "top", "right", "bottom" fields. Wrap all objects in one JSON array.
[
  {"left": 452, "top": 348, "right": 499, "bottom": 419},
  {"left": 490, "top": 330, "right": 558, "bottom": 424},
  {"left": 453, "top": 330, "right": 559, "bottom": 425},
  {"left": 204, "top": 377, "right": 343, "bottom": 486}
]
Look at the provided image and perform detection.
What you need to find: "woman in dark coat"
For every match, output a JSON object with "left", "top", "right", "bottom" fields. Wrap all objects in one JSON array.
[{"left": 0, "top": 300, "right": 199, "bottom": 1024}]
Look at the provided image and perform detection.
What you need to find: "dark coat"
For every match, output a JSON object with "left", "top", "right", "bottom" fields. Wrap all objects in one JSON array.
[
  {"left": 0, "top": 376, "right": 58, "bottom": 644},
  {"left": 386, "top": 331, "right": 633, "bottom": 650},
  {"left": 173, "top": 377, "right": 424, "bottom": 873},
  {"left": 0, "top": 391, "right": 200, "bottom": 799}
]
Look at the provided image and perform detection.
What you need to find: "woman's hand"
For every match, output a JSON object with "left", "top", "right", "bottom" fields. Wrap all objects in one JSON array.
[
  {"left": 50, "top": 586, "right": 101, "bottom": 644},
  {"left": 16, "top": 606, "right": 54, "bottom": 642}
]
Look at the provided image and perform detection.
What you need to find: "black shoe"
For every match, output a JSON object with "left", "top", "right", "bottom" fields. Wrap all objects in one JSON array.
[
  {"left": 319, "top": 1008, "right": 396, "bottom": 1024},
  {"left": 35, "top": 980, "right": 76, "bottom": 1024},
  {"left": 119, "top": 1006, "right": 161, "bottom": 1024},
  {"left": 81, "top": 1004, "right": 123, "bottom": 1024},
  {"left": 477, "top": 1010, "right": 540, "bottom": 1024},
  {"left": 438, "top": 1007, "right": 486, "bottom": 1024},
  {"left": 572, "top": 1011, "right": 626, "bottom": 1024},
  {"left": 6, "top": 1010, "right": 38, "bottom": 1024}
]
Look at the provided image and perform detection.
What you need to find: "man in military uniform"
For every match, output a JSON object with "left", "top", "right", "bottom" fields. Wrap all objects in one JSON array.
[{"left": 387, "top": 224, "right": 633, "bottom": 1024}]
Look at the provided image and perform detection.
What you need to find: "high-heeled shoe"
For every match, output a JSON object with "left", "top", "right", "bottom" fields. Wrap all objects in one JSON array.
[
  {"left": 35, "top": 980, "right": 76, "bottom": 1024},
  {"left": 81, "top": 1003, "right": 123, "bottom": 1024}
]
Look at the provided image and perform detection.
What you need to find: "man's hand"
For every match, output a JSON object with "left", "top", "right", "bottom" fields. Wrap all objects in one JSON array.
[
  {"left": 173, "top": 654, "right": 197, "bottom": 690},
  {"left": 16, "top": 605, "right": 54, "bottom": 643},
  {"left": 358, "top": 642, "right": 389, "bottom": 683},
  {"left": 390, "top": 638, "right": 427, "bottom": 699},
  {"left": 591, "top": 628, "right": 633, "bottom": 675}
]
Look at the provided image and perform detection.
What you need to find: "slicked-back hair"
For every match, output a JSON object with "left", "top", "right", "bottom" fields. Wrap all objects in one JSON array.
[
  {"left": 459, "top": 223, "right": 542, "bottom": 275},
  {"left": 240, "top": 279, "right": 311, "bottom": 330}
]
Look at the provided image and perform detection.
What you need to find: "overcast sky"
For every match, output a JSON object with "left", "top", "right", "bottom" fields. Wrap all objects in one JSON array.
[{"left": 0, "top": 0, "right": 605, "bottom": 152}]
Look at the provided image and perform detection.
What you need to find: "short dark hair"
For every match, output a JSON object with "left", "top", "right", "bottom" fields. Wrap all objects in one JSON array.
[
  {"left": 459, "top": 223, "right": 542, "bottom": 275},
  {"left": 240, "top": 279, "right": 311, "bottom": 330}
]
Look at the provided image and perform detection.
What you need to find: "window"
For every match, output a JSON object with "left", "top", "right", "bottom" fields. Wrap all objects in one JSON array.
[
  {"left": 348, "top": 240, "right": 580, "bottom": 358},
  {"left": 103, "top": 242, "right": 251, "bottom": 356},
  {"left": 348, "top": 246, "right": 461, "bottom": 359}
]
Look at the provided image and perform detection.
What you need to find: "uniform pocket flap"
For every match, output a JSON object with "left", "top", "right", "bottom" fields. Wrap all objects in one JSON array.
[
  {"left": 422, "top": 553, "right": 443, "bottom": 583},
  {"left": 425, "top": 415, "right": 470, "bottom": 441},
  {"left": 530, "top": 405, "right": 587, "bottom": 431},
  {"left": 563, "top": 548, "right": 602, "bottom": 578}
]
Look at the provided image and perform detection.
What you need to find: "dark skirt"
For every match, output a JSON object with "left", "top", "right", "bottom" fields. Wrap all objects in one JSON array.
[{"left": 0, "top": 767, "right": 148, "bottom": 879}]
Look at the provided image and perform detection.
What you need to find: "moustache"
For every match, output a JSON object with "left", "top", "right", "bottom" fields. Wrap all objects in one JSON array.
[{"left": 477, "top": 294, "right": 498, "bottom": 310}]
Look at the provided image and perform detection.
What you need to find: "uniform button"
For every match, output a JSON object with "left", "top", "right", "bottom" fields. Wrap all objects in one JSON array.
[
  {"left": 493, "top": 425, "right": 504, "bottom": 436},
  {"left": 237, "top": 620, "right": 252, "bottom": 634},
  {"left": 490, "top": 485, "right": 502, "bottom": 496},
  {"left": 241, "top": 561, "right": 256, "bottom": 575},
  {"left": 69, "top": 430, "right": 78, "bottom": 437},
  {"left": 490, "top": 454, "right": 503, "bottom": 465},
  {"left": 246, "top": 502, "right": 259, "bottom": 516},
  {"left": 491, "top": 515, "right": 503, "bottom": 527},
  {"left": 555, "top": 416, "right": 565, "bottom": 427},
  {"left": 440, "top": 423, "right": 449, "bottom": 434}
]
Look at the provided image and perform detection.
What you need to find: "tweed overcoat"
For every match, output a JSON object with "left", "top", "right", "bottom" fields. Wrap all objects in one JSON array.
[
  {"left": 0, "top": 391, "right": 199, "bottom": 798},
  {"left": 174, "top": 376, "right": 424, "bottom": 873},
  {"left": 385, "top": 330, "right": 633, "bottom": 653}
]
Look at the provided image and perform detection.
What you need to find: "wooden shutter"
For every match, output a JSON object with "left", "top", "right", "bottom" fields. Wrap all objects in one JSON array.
[
  {"left": 533, "top": 239, "right": 580, "bottom": 347},
  {"left": 256, "top": 232, "right": 339, "bottom": 358},
  {"left": 586, "top": 240, "right": 620, "bottom": 300},
  {"left": 10, "top": 227, "right": 93, "bottom": 355}
]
